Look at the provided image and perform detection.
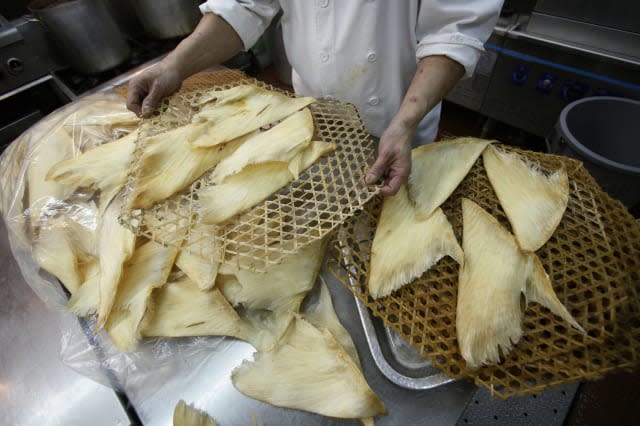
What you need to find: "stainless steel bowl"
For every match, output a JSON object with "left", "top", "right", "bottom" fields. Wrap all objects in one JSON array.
[
  {"left": 132, "top": 0, "right": 202, "bottom": 39},
  {"left": 29, "top": 0, "right": 131, "bottom": 74}
]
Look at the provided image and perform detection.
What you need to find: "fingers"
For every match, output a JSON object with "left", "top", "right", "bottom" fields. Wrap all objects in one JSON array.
[
  {"left": 365, "top": 155, "right": 389, "bottom": 185},
  {"left": 140, "top": 78, "right": 164, "bottom": 117},
  {"left": 379, "top": 174, "right": 405, "bottom": 197},
  {"left": 126, "top": 81, "right": 146, "bottom": 116}
]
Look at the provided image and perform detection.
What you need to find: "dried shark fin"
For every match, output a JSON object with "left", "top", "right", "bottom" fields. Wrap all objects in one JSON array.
[
  {"left": 219, "top": 238, "right": 326, "bottom": 311},
  {"left": 67, "top": 259, "right": 101, "bottom": 316},
  {"left": 192, "top": 84, "right": 257, "bottom": 107},
  {"left": 368, "top": 184, "right": 463, "bottom": 299},
  {"left": 46, "top": 130, "right": 138, "bottom": 211},
  {"left": 28, "top": 126, "right": 76, "bottom": 224},
  {"left": 232, "top": 316, "right": 387, "bottom": 419},
  {"left": 525, "top": 255, "right": 585, "bottom": 333},
  {"left": 304, "top": 278, "right": 361, "bottom": 368},
  {"left": 175, "top": 225, "right": 220, "bottom": 291},
  {"left": 34, "top": 201, "right": 98, "bottom": 295},
  {"left": 130, "top": 125, "right": 248, "bottom": 209},
  {"left": 210, "top": 108, "right": 314, "bottom": 184},
  {"left": 408, "top": 138, "right": 491, "bottom": 219},
  {"left": 173, "top": 400, "right": 218, "bottom": 426},
  {"left": 239, "top": 294, "right": 305, "bottom": 352},
  {"left": 63, "top": 97, "right": 140, "bottom": 129},
  {"left": 483, "top": 145, "right": 569, "bottom": 251},
  {"left": 191, "top": 85, "right": 315, "bottom": 147},
  {"left": 200, "top": 141, "right": 335, "bottom": 224},
  {"left": 457, "top": 199, "right": 583, "bottom": 369},
  {"left": 457, "top": 198, "right": 527, "bottom": 369},
  {"left": 95, "top": 197, "right": 136, "bottom": 330},
  {"left": 140, "top": 277, "right": 247, "bottom": 340},
  {"left": 105, "top": 239, "right": 179, "bottom": 352},
  {"left": 35, "top": 221, "right": 84, "bottom": 294}
]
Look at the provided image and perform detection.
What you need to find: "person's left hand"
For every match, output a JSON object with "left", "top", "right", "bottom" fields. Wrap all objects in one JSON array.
[{"left": 365, "top": 120, "right": 414, "bottom": 197}]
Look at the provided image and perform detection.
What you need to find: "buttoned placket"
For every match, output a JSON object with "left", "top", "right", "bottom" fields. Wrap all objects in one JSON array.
[{"left": 315, "top": 0, "right": 335, "bottom": 99}]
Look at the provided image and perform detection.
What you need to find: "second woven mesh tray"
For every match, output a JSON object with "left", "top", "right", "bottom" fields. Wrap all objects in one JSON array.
[
  {"left": 329, "top": 143, "right": 640, "bottom": 399},
  {"left": 118, "top": 70, "right": 378, "bottom": 271}
]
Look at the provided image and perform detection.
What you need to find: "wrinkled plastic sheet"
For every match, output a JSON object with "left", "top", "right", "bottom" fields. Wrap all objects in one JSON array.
[{"left": 0, "top": 93, "right": 230, "bottom": 390}]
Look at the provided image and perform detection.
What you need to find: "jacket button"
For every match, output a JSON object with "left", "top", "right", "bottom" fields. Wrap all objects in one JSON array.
[
  {"left": 367, "top": 52, "right": 377, "bottom": 62},
  {"left": 368, "top": 96, "right": 379, "bottom": 106}
]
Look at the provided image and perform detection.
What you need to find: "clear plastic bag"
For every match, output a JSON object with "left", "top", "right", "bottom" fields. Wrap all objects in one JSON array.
[{"left": 0, "top": 92, "right": 228, "bottom": 390}]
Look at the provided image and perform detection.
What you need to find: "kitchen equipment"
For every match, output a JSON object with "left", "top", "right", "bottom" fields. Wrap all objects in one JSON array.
[
  {"left": 0, "top": 13, "right": 69, "bottom": 149},
  {"left": 0, "top": 14, "right": 64, "bottom": 94},
  {"left": 446, "top": 1, "right": 640, "bottom": 139},
  {"left": 547, "top": 96, "right": 640, "bottom": 208},
  {"left": 28, "top": 0, "right": 130, "bottom": 74},
  {"left": 131, "top": 0, "right": 201, "bottom": 39}
]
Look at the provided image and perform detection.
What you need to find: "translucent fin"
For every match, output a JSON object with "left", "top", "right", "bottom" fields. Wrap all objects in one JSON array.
[
  {"left": 368, "top": 185, "right": 463, "bottom": 299},
  {"left": 191, "top": 85, "right": 315, "bottom": 147},
  {"left": 175, "top": 225, "right": 220, "bottom": 291},
  {"left": 408, "top": 138, "right": 490, "bottom": 219},
  {"left": 105, "top": 240, "right": 178, "bottom": 352},
  {"left": 46, "top": 131, "right": 137, "bottom": 211},
  {"left": 232, "top": 316, "right": 387, "bottom": 419},
  {"left": 304, "top": 278, "right": 361, "bottom": 368},
  {"left": 200, "top": 141, "right": 334, "bottom": 224},
  {"left": 173, "top": 400, "right": 218, "bottom": 426},
  {"left": 525, "top": 254, "right": 585, "bottom": 333},
  {"left": 140, "top": 278, "right": 247, "bottom": 340},
  {"left": 210, "top": 108, "right": 314, "bottom": 184},
  {"left": 457, "top": 199, "right": 527, "bottom": 369},
  {"left": 95, "top": 198, "right": 136, "bottom": 330},
  {"left": 483, "top": 145, "right": 569, "bottom": 251},
  {"left": 130, "top": 125, "right": 247, "bottom": 209},
  {"left": 219, "top": 238, "right": 326, "bottom": 311}
]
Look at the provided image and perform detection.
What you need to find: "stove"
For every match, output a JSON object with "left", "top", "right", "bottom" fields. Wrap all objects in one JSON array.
[
  {"left": 445, "top": 1, "right": 640, "bottom": 139},
  {"left": 51, "top": 37, "right": 180, "bottom": 97},
  {"left": 0, "top": 23, "right": 181, "bottom": 151}
]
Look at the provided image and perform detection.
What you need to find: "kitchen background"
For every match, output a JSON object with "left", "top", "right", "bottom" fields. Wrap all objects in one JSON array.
[{"left": 1, "top": 1, "right": 639, "bottom": 425}]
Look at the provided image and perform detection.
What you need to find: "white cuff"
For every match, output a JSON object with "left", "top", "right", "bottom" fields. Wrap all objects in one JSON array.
[
  {"left": 200, "top": 0, "right": 275, "bottom": 50},
  {"left": 416, "top": 33, "right": 485, "bottom": 78}
]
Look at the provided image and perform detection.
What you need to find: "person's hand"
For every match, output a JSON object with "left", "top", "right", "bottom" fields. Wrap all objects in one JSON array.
[
  {"left": 365, "top": 120, "right": 414, "bottom": 197},
  {"left": 126, "top": 63, "right": 183, "bottom": 117}
]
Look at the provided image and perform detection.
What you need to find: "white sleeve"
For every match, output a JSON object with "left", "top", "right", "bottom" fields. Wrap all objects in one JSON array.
[
  {"left": 199, "top": 0, "right": 281, "bottom": 50},
  {"left": 416, "top": 0, "right": 502, "bottom": 77}
]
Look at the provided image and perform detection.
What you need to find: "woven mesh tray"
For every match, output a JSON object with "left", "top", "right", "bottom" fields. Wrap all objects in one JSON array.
[
  {"left": 117, "top": 70, "right": 378, "bottom": 271},
  {"left": 328, "top": 143, "right": 640, "bottom": 399}
]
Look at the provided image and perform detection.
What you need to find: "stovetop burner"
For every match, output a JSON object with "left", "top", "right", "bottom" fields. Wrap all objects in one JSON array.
[{"left": 53, "top": 36, "right": 180, "bottom": 96}]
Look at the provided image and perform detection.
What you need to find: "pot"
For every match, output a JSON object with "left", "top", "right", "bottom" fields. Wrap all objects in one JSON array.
[
  {"left": 131, "top": 0, "right": 202, "bottom": 39},
  {"left": 28, "top": 0, "right": 130, "bottom": 74},
  {"left": 546, "top": 96, "right": 640, "bottom": 207}
]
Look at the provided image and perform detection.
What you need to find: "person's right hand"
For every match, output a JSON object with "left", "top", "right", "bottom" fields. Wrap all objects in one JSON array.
[{"left": 126, "top": 64, "right": 183, "bottom": 117}]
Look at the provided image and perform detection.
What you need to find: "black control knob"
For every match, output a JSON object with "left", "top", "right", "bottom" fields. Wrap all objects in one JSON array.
[
  {"left": 6, "top": 57, "right": 24, "bottom": 76},
  {"left": 561, "top": 80, "right": 589, "bottom": 102}
]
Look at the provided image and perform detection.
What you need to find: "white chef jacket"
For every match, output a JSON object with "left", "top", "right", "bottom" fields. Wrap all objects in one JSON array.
[{"left": 200, "top": 0, "right": 501, "bottom": 143}]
